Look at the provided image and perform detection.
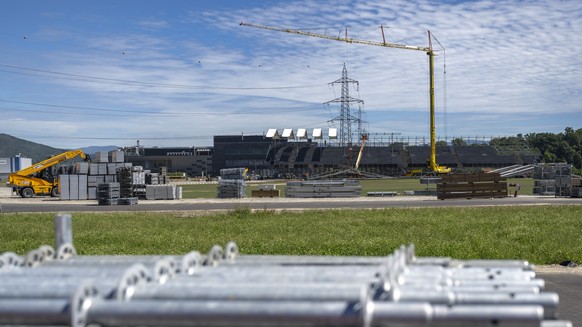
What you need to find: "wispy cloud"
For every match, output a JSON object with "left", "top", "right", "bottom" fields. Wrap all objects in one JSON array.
[{"left": 1, "top": 0, "right": 581, "bottom": 148}]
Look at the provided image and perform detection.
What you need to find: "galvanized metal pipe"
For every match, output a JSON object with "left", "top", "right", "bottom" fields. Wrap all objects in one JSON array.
[
  {"left": 367, "top": 303, "right": 545, "bottom": 327},
  {"left": 54, "top": 213, "right": 73, "bottom": 251},
  {"left": 228, "top": 255, "right": 388, "bottom": 266},
  {"left": 0, "top": 281, "right": 98, "bottom": 327},
  {"left": 390, "top": 287, "right": 559, "bottom": 319},
  {"left": 87, "top": 299, "right": 362, "bottom": 327},
  {"left": 0, "top": 264, "right": 151, "bottom": 300},
  {"left": 48, "top": 251, "right": 202, "bottom": 276},
  {"left": 129, "top": 283, "right": 372, "bottom": 302}
]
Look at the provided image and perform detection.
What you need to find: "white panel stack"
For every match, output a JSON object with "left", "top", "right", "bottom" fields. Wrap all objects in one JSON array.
[
  {"left": 98, "top": 163, "right": 108, "bottom": 175},
  {"left": 89, "top": 163, "right": 99, "bottom": 175},
  {"left": 69, "top": 175, "right": 79, "bottom": 200},
  {"left": 110, "top": 150, "right": 124, "bottom": 163},
  {"left": 145, "top": 185, "right": 177, "bottom": 200},
  {"left": 175, "top": 186, "right": 183, "bottom": 200},
  {"left": 88, "top": 187, "right": 97, "bottom": 200},
  {"left": 59, "top": 175, "right": 70, "bottom": 200},
  {"left": 75, "top": 162, "right": 89, "bottom": 174},
  {"left": 95, "top": 151, "right": 109, "bottom": 163},
  {"left": 78, "top": 175, "right": 88, "bottom": 200}
]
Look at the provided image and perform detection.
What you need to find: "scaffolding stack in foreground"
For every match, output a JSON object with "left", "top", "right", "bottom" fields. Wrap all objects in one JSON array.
[{"left": 0, "top": 238, "right": 572, "bottom": 326}]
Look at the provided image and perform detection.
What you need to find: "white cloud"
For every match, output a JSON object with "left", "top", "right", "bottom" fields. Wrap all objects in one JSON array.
[{"left": 2, "top": 0, "right": 581, "bottom": 148}]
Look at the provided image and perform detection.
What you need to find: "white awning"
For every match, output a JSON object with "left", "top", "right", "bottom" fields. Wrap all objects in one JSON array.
[
  {"left": 328, "top": 128, "right": 338, "bottom": 139},
  {"left": 265, "top": 129, "right": 279, "bottom": 138},
  {"left": 312, "top": 128, "right": 322, "bottom": 139},
  {"left": 296, "top": 128, "right": 307, "bottom": 139},
  {"left": 282, "top": 129, "right": 294, "bottom": 138}
]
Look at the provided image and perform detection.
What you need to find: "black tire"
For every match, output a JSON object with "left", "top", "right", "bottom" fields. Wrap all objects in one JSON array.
[
  {"left": 51, "top": 187, "right": 59, "bottom": 197},
  {"left": 21, "top": 188, "right": 34, "bottom": 198}
]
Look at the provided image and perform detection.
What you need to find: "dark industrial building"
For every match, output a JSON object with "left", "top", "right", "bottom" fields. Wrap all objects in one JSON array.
[{"left": 123, "top": 134, "right": 541, "bottom": 178}]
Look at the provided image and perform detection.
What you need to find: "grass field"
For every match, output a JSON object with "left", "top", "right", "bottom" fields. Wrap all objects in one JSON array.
[
  {"left": 1, "top": 204, "right": 579, "bottom": 265},
  {"left": 180, "top": 178, "right": 534, "bottom": 198}
]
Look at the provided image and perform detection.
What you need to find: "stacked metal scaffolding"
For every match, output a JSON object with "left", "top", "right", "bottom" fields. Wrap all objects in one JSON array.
[
  {"left": 533, "top": 163, "right": 573, "bottom": 197},
  {"left": 218, "top": 168, "right": 247, "bottom": 198},
  {"left": 286, "top": 180, "right": 362, "bottom": 198},
  {"left": 97, "top": 183, "right": 120, "bottom": 206},
  {"left": 0, "top": 237, "right": 571, "bottom": 327},
  {"left": 145, "top": 185, "right": 181, "bottom": 200}
]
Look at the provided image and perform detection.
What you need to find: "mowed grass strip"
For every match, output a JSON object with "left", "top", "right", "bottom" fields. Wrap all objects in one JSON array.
[{"left": 1, "top": 205, "right": 579, "bottom": 264}]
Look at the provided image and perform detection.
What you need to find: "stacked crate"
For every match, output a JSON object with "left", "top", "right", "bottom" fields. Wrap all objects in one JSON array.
[
  {"left": 285, "top": 180, "right": 361, "bottom": 198},
  {"left": 116, "top": 166, "right": 139, "bottom": 205},
  {"left": 97, "top": 183, "right": 120, "bottom": 205},
  {"left": 218, "top": 168, "right": 246, "bottom": 198},
  {"left": 131, "top": 166, "right": 147, "bottom": 199},
  {"left": 533, "top": 163, "right": 572, "bottom": 197}
]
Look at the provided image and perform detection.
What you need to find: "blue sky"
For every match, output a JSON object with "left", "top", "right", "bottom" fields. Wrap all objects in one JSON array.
[{"left": 0, "top": 0, "right": 580, "bottom": 149}]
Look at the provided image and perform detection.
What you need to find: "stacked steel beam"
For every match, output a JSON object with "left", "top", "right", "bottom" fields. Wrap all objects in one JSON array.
[
  {"left": 0, "top": 239, "right": 572, "bottom": 327},
  {"left": 285, "top": 180, "right": 362, "bottom": 198}
]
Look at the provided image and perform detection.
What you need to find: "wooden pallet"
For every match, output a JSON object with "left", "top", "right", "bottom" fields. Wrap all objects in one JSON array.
[{"left": 437, "top": 173, "right": 508, "bottom": 200}]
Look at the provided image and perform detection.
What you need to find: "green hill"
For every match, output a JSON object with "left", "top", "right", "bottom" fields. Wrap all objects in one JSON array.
[{"left": 0, "top": 133, "right": 68, "bottom": 163}]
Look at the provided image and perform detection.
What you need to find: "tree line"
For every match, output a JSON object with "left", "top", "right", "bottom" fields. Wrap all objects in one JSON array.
[{"left": 490, "top": 128, "right": 582, "bottom": 174}]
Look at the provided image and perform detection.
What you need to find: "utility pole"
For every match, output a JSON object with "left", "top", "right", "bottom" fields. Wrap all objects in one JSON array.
[{"left": 325, "top": 64, "right": 364, "bottom": 147}]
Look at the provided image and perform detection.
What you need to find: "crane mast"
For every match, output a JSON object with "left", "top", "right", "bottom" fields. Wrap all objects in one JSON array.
[{"left": 240, "top": 22, "right": 450, "bottom": 174}]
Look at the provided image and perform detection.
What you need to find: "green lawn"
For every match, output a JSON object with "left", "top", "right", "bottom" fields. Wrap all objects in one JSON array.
[
  {"left": 1, "top": 205, "right": 579, "bottom": 265},
  {"left": 180, "top": 178, "right": 534, "bottom": 198}
]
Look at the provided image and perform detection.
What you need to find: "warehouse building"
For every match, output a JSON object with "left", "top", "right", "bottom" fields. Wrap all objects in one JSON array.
[
  {"left": 0, "top": 155, "right": 33, "bottom": 180},
  {"left": 124, "top": 146, "right": 213, "bottom": 178}
]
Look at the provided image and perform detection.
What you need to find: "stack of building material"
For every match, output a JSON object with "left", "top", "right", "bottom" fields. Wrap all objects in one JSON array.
[
  {"left": 533, "top": 163, "right": 572, "bottom": 196},
  {"left": 58, "top": 151, "right": 132, "bottom": 200},
  {"left": 0, "top": 235, "right": 571, "bottom": 327},
  {"left": 571, "top": 178, "right": 582, "bottom": 198},
  {"left": 115, "top": 166, "right": 139, "bottom": 205},
  {"left": 58, "top": 174, "right": 88, "bottom": 200},
  {"left": 146, "top": 172, "right": 160, "bottom": 185},
  {"left": 145, "top": 185, "right": 178, "bottom": 200},
  {"left": 97, "top": 183, "right": 120, "bottom": 205},
  {"left": 131, "top": 166, "right": 146, "bottom": 199},
  {"left": 251, "top": 184, "right": 280, "bottom": 198},
  {"left": 554, "top": 164, "right": 572, "bottom": 197},
  {"left": 116, "top": 166, "right": 133, "bottom": 198},
  {"left": 218, "top": 168, "right": 246, "bottom": 198},
  {"left": 220, "top": 168, "right": 247, "bottom": 180},
  {"left": 94, "top": 151, "right": 109, "bottom": 163},
  {"left": 285, "top": 180, "right": 361, "bottom": 198},
  {"left": 110, "top": 150, "right": 124, "bottom": 163},
  {"left": 437, "top": 173, "right": 507, "bottom": 200}
]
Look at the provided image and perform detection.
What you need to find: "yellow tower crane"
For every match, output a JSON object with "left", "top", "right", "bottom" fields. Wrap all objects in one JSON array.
[{"left": 240, "top": 22, "right": 451, "bottom": 174}]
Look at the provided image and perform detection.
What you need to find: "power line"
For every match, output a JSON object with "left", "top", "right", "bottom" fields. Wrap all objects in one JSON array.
[
  {"left": 0, "top": 99, "right": 324, "bottom": 117},
  {"left": 0, "top": 63, "right": 325, "bottom": 90}
]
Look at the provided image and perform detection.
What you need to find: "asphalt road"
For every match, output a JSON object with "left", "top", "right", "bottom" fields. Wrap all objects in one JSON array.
[
  {"left": 537, "top": 271, "right": 582, "bottom": 325},
  {"left": 1, "top": 194, "right": 581, "bottom": 213}
]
